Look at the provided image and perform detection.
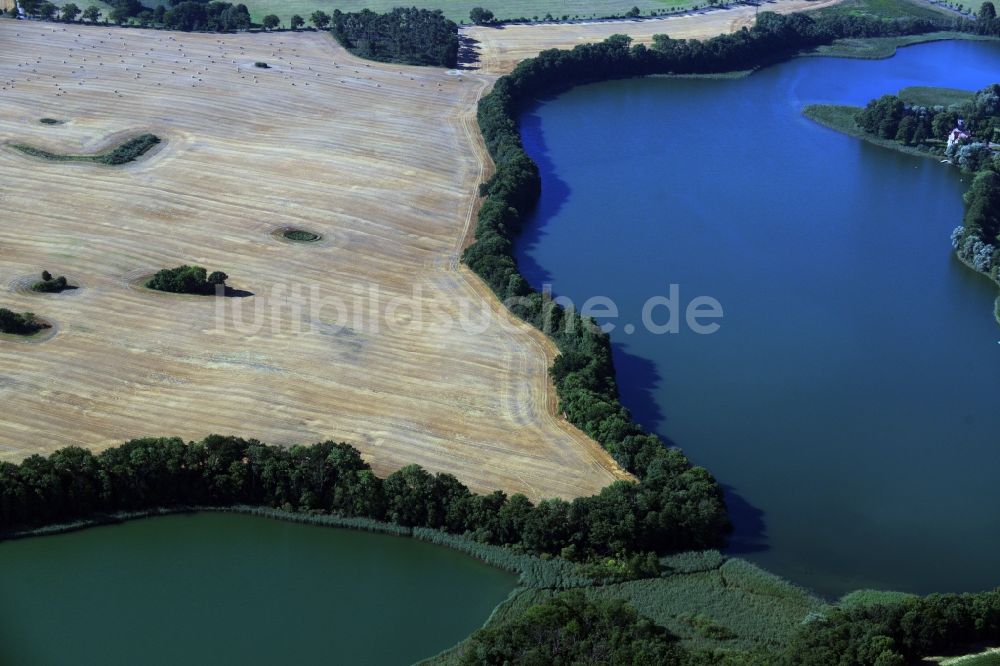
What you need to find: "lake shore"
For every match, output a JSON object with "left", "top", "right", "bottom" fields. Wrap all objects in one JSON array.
[
  {"left": 803, "top": 102, "right": 1000, "bottom": 325},
  {"left": 514, "top": 38, "right": 1000, "bottom": 595}
]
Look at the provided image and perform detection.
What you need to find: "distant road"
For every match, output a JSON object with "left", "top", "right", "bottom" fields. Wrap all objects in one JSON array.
[{"left": 462, "top": 0, "right": 842, "bottom": 74}]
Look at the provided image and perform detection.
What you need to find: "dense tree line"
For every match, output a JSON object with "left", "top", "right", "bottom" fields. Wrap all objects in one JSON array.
[
  {"left": 159, "top": 0, "right": 252, "bottom": 32},
  {"left": 451, "top": 586, "right": 1000, "bottom": 665},
  {"left": 0, "top": 308, "right": 46, "bottom": 335},
  {"left": 778, "top": 590, "right": 1000, "bottom": 665},
  {"left": 954, "top": 168, "right": 1000, "bottom": 277},
  {"left": 936, "top": 85, "right": 999, "bottom": 277},
  {"left": 0, "top": 436, "right": 719, "bottom": 559},
  {"left": 17, "top": 0, "right": 251, "bottom": 31},
  {"left": 105, "top": 0, "right": 145, "bottom": 25},
  {"left": 330, "top": 8, "right": 459, "bottom": 67},
  {"left": 964, "top": 170, "right": 1000, "bottom": 243},
  {"left": 145, "top": 265, "right": 229, "bottom": 294},
  {"left": 955, "top": 1, "right": 1000, "bottom": 36}
]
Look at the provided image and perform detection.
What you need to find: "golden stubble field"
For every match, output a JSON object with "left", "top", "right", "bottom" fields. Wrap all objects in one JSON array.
[
  {"left": 1, "top": 1, "right": 832, "bottom": 499},
  {"left": 463, "top": 0, "right": 841, "bottom": 74},
  {"left": 0, "top": 21, "right": 632, "bottom": 500}
]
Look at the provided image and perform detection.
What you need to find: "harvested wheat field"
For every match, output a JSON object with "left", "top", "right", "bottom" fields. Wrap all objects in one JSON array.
[
  {"left": 463, "top": 0, "right": 841, "bottom": 73},
  {"left": 0, "top": 21, "right": 631, "bottom": 500}
]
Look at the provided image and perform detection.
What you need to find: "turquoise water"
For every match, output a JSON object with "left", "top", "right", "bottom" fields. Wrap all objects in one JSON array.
[
  {"left": 0, "top": 513, "right": 515, "bottom": 665},
  {"left": 517, "top": 40, "right": 1000, "bottom": 597}
]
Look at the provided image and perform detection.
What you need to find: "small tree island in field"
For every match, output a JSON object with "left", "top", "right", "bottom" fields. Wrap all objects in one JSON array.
[
  {"left": 331, "top": 8, "right": 459, "bottom": 68},
  {"left": 31, "top": 271, "right": 75, "bottom": 293},
  {"left": 0, "top": 308, "right": 49, "bottom": 336},
  {"left": 145, "top": 265, "right": 231, "bottom": 295}
]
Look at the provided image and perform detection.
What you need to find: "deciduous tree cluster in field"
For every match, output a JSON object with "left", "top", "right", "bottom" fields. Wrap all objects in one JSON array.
[
  {"left": 330, "top": 7, "right": 460, "bottom": 68},
  {"left": 158, "top": 0, "right": 251, "bottom": 32},
  {"left": 31, "top": 270, "right": 72, "bottom": 293},
  {"left": 0, "top": 308, "right": 46, "bottom": 335},
  {"left": 145, "top": 265, "right": 229, "bottom": 295}
]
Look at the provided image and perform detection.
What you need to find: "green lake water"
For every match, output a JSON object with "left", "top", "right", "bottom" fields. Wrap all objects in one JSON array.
[
  {"left": 516, "top": 40, "right": 1000, "bottom": 597},
  {"left": 0, "top": 513, "right": 515, "bottom": 665}
]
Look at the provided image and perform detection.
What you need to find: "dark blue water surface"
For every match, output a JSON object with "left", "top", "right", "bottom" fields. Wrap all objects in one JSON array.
[{"left": 516, "top": 40, "right": 1000, "bottom": 597}]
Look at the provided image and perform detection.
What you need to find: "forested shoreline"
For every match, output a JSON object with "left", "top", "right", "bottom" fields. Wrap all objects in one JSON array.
[
  {"left": 146, "top": 265, "right": 231, "bottom": 295},
  {"left": 462, "top": 7, "right": 944, "bottom": 602},
  {"left": 857, "top": 83, "right": 999, "bottom": 291},
  {"left": 454, "top": 11, "right": 1000, "bottom": 662},
  {"left": 10, "top": 0, "right": 256, "bottom": 31},
  {"left": 805, "top": 78, "right": 1000, "bottom": 311},
  {"left": 451, "top": 585, "right": 1000, "bottom": 665},
  {"left": 0, "top": 435, "right": 725, "bottom": 566},
  {"left": 3, "top": 6, "right": 1000, "bottom": 664}
]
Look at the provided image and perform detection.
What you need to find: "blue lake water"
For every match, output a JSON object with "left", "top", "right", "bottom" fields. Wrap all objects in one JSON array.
[{"left": 516, "top": 40, "right": 1000, "bottom": 597}]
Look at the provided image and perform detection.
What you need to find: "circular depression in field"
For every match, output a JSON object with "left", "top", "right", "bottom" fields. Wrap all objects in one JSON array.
[
  {"left": 271, "top": 226, "right": 323, "bottom": 244},
  {"left": 0, "top": 317, "right": 58, "bottom": 344},
  {"left": 268, "top": 226, "right": 334, "bottom": 247}
]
